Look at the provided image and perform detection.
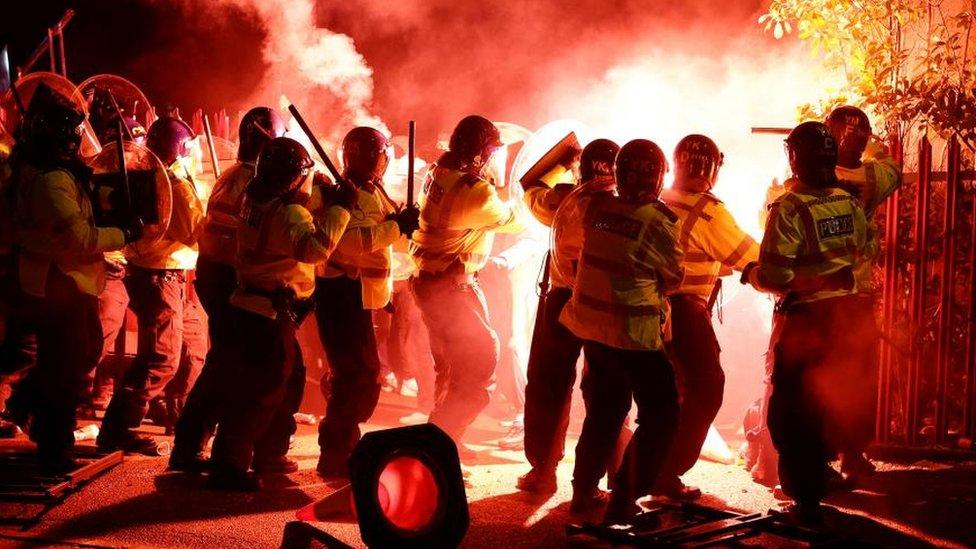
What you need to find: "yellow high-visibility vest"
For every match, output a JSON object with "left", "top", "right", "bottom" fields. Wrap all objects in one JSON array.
[
  {"left": 318, "top": 182, "right": 401, "bottom": 309},
  {"left": 835, "top": 142, "right": 902, "bottom": 293},
  {"left": 550, "top": 177, "right": 616, "bottom": 290},
  {"left": 749, "top": 184, "right": 867, "bottom": 305},
  {"left": 560, "top": 196, "right": 684, "bottom": 351},
  {"left": 199, "top": 161, "right": 254, "bottom": 266},
  {"left": 410, "top": 164, "right": 523, "bottom": 274},
  {"left": 661, "top": 188, "right": 759, "bottom": 300},
  {"left": 13, "top": 165, "right": 125, "bottom": 297},
  {"left": 232, "top": 199, "right": 350, "bottom": 319},
  {"left": 125, "top": 169, "right": 205, "bottom": 270}
]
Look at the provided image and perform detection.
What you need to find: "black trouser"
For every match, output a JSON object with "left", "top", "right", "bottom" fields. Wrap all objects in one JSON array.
[
  {"left": 659, "top": 295, "right": 725, "bottom": 481},
  {"left": 835, "top": 294, "right": 879, "bottom": 457},
  {"left": 12, "top": 268, "right": 102, "bottom": 463},
  {"left": 523, "top": 287, "right": 582, "bottom": 472},
  {"left": 315, "top": 276, "right": 382, "bottom": 472},
  {"left": 101, "top": 267, "right": 188, "bottom": 437},
  {"left": 210, "top": 306, "right": 301, "bottom": 472},
  {"left": 173, "top": 258, "right": 235, "bottom": 457},
  {"left": 769, "top": 294, "right": 863, "bottom": 505},
  {"left": 579, "top": 341, "right": 679, "bottom": 515},
  {"left": 411, "top": 271, "right": 499, "bottom": 442}
]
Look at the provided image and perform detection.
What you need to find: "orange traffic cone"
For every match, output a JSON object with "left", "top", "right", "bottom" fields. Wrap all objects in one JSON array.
[{"left": 296, "top": 483, "right": 357, "bottom": 523}]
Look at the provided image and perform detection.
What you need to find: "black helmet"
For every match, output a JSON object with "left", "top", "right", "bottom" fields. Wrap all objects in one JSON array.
[
  {"left": 785, "top": 121, "right": 838, "bottom": 188},
  {"left": 146, "top": 116, "right": 196, "bottom": 166},
  {"left": 673, "top": 134, "right": 723, "bottom": 192},
  {"left": 579, "top": 138, "right": 619, "bottom": 182},
  {"left": 615, "top": 139, "right": 668, "bottom": 202},
  {"left": 448, "top": 115, "right": 502, "bottom": 166},
  {"left": 342, "top": 126, "right": 390, "bottom": 183},
  {"left": 825, "top": 105, "right": 871, "bottom": 168},
  {"left": 20, "top": 82, "right": 86, "bottom": 160},
  {"left": 238, "top": 106, "right": 286, "bottom": 162},
  {"left": 247, "top": 137, "right": 313, "bottom": 202}
]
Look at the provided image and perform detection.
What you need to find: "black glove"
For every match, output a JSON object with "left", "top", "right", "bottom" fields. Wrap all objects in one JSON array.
[
  {"left": 319, "top": 179, "right": 359, "bottom": 210},
  {"left": 122, "top": 217, "right": 145, "bottom": 244},
  {"left": 390, "top": 205, "right": 421, "bottom": 238}
]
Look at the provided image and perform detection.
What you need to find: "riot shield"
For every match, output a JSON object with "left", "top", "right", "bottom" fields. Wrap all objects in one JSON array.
[
  {"left": 0, "top": 71, "right": 101, "bottom": 157},
  {"left": 89, "top": 140, "right": 172, "bottom": 246},
  {"left": 78, "top": 73, "right": 153, "bottom": 129}
]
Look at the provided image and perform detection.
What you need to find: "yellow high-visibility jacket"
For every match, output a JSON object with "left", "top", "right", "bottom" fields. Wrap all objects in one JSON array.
[
  {"left": 232, "top": 199, "right": 351, "bottom": 319},
  {"left": 836, "top": 141, "right": 902, "bottom": 293},
  {"left": 549, "top": 177, "right": 616, "bottom": 290},
  {"left": 125, "top": 168, "right": 205, "bottom": 270},
  {"left": 748, "top": 183, "right": 867, "bottom": 305},
  {"left": 661, "top": 188, "right": 759, "bottom": 300},
  {"left": 13, "top": 165, "right": 125, "bottom": 297},
  {"left": 521, "top": 163, "right": 577, "bottom": 226},
  {"left": 410, "top": 163, "right": 524, "bottom": 274},
  {"left": 560, "top": 196, "right": 685, "bottom": 351},
  {"left": 199, "top": 161, "right": 254, "bottom": 266},
  {"left": 318, "top": 181, "right": 401, "bottom": 309}
]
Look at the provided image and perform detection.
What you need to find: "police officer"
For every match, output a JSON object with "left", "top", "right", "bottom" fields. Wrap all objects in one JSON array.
[
  {"left": 84, "top": 118, "right": 149, "bottom": 414},
  {"left": 97, "top": 116, "right": 206, "bottom": 454},
  {"left": 561, "top": 139, "right": 684, "bottom": 521},
  {"left": 170, "top": 107, "right": 286, "bottom": 471},
  {"left": 743, "top": 121, "right": 868, "bottom": 522},
  {"left": 315, "top": 127, "right": 418, "bottom": 477},
  {"left": 7, "top": 84, "right": 140, "bottom": 473},
  {"left": 518, "top": 139, "right": 619, "bottom": 495},
  {"left": 825, "top": 106, "right": 901, "bottom": 481},
  {"left": 656, "top": 135, "right": 760, "bottom": 499},
  {"left": 209, "top": 137, "right": 351, "bottom": 490},
  {"left": 409, "top": 115, "right": 523, "bottom": 449}
]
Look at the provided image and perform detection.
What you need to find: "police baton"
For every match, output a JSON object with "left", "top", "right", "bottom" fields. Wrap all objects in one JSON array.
[
  {"left": 115, "top": 119, "right": 133, "bottom": 215},
  {"left": 286, "top": 104, "right": 344, "bottom": 184},
  {"left": 407, "top": 120, "right": 416, "bottom": 207},
  {"left": 202, "top": 114, "right": 221, "bottom": 179}
]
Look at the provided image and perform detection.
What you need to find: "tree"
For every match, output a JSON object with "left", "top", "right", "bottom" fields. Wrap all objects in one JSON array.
[{"left": 761, "top": 0, "right": 976, "bottom": 151}]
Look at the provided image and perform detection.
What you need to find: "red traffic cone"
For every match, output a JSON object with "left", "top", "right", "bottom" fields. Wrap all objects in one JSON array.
[{"left": 296, "top": 483, "right": 357, "bottom": 523}]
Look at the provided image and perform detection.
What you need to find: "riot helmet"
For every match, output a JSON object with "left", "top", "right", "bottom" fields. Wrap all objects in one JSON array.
[
  {"left": 785, "top": 121, "right": 838, "bottom": 189},
  {"left": 448, "top": 115, "right": 502, "bottom": 168},
  {"left": 247, "top": 137, "right": 313, "bottom": 202},
  {"left": 673, "top": 134, "right": 723, "bottom": 192},
  {"left": 238, "top": 107, "right": 286, "bottom": 163},
  {"left": 341, "top": 126, "right": 390, "bottom": 184},
  {"left": 579, "top": 138, "right": 619, "bottom": 182},
  {"left": 20, "top": 82, "right": 86, "bottom": 162},
  {"left": 825, "top": 105, "right": 871, "bottom": 169},
  {"left": 615, "top": 139, "right": 668, "bottom": 202},
  {"left": 146, "top": 116, "right": 196, "bottom": 167}
]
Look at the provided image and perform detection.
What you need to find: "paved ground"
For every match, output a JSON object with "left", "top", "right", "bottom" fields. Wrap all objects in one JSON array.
[{"left": 0, "top": 392, "right": 974, "bottom": 548}]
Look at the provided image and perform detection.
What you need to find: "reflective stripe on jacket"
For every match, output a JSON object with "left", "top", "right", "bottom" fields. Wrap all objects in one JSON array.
[
  {"left": 560, "top": 196, "right": 684, "bottom": 351},
  {"left": 661, "top": 188, "right": 759, "bottom": 300}
]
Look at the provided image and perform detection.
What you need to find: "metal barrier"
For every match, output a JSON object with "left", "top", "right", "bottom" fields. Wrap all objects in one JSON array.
[{"left": 877, "top": 134, "right": 976, "bottom": 450}]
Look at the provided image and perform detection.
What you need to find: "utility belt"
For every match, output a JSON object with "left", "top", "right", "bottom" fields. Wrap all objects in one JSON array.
[
  {"left": 774, "top": 266, "right": 855, "bottom": 314},
  {"left": 242, "top": 285, "right": 314, "bottom": 324}
]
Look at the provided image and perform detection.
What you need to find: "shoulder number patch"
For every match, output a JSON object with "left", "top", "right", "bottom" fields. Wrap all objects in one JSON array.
[
  {"left": 817, "top": 214, "right": 854, "bottom": 239},
  {"left": 591, "top": 211, "right": 643, "bottom": 240}
]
